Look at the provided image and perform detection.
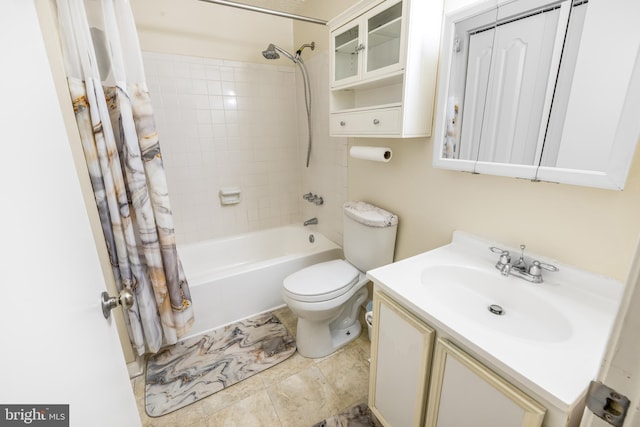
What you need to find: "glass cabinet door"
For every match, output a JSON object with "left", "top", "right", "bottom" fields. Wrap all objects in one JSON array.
[
  {"left": 334, "top": 24, "right": 360, "bottom": 82},
  {"left": 366, "top": 1, "right": 403, "bottom": 74}
]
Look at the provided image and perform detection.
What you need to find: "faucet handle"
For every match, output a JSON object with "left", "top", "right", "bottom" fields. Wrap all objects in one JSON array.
[
  {"left": 489, "top": 246, "right": 511, "bottom": 265},
  {"left": 528, "top": 260, "right": 559, "bottom": 279},
  {"left": 534, "top": 260, "right": 559, "bottom": 272},
  {"left": 489, "top": 246, "right": 508, "bottom": 255}
]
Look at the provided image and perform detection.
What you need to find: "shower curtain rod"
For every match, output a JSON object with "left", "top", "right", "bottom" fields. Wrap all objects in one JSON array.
[{"left": 198, "top": 0, "right": 327, "bottom": 25}]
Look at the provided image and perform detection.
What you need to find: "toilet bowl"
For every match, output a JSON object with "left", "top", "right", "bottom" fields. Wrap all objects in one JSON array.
[
  {"left": 282, "top": 201, "right": 398, "bottom": 358},
  {"left": 282, "top": 259, "right": 369, "bottom": 358}
]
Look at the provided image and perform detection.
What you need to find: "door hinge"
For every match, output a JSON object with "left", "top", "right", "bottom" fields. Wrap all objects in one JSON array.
[{"left": 586, "top": 380, "right": 630, "bottom": 427}]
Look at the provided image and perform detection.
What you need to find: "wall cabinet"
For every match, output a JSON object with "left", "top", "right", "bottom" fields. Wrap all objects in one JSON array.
[
  {"left": 369, "top": 289, "right": 582, "bottom": 427},
  {"left": 331, "top": 0, "right": 404, "bottom": 87},
  {"left": 328, "top": 0, "right": 442, "bottom": 138},
  {"left": 432, "top": 0, "right": 640, "bottom": 190}
]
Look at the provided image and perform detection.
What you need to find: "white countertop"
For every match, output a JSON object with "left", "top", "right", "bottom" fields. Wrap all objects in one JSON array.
[{"left": 366, "top": 231, "right": 623, "bottom": 409}]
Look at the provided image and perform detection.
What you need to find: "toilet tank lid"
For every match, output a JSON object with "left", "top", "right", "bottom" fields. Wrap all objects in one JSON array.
[{"left": 343, "top": 201, "right": 398, "bottom": 228}]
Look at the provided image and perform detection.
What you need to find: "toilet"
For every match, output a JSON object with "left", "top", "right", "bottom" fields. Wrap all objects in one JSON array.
[{"left": 282, "top": 201, "right": 398, "bottom": 358}]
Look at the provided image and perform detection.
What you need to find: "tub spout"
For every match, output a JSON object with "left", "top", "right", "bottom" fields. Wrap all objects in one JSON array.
[{"left": 304, "top": 217, "right": 318, "bottom": 226}]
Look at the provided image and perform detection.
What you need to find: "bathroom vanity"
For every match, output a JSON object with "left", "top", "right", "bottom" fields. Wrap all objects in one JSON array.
[{"left": 366, "top": 232, "right": 623, "bottom": 427}]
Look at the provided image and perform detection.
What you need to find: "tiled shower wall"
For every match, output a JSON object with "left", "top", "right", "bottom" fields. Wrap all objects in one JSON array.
[{"left": 143, "top": 52, "right": 304, "bottom": 244}]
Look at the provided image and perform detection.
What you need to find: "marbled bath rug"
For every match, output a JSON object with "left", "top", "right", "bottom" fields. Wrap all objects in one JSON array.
[
  {"left": 145, "top": 311, "right": 296, "bottom": 417},
  {"left": 312, "top": 403, "right": 383, "bottom": 427}
]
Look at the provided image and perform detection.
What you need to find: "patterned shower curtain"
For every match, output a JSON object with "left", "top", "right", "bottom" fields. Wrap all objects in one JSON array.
[{"left": 56, "top": 0, "right": 194, "bottom": 355}]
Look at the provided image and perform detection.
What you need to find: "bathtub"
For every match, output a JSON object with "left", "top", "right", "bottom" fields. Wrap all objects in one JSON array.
[{"left": 178, "top": 225, "right": 343, "bottom": 339}]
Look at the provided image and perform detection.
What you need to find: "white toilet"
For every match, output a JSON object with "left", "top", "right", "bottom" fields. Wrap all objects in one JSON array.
[{"left": 282, "top": 201, "right": 398, "bottom": 358}]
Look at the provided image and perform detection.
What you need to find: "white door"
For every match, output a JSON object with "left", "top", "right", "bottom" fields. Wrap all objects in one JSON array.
[
  {"left": 581, "top": 239, "right": 640, "bottom": 427},
  {"left": 0, "top": 2, "right": 141, "bottom": 426}
]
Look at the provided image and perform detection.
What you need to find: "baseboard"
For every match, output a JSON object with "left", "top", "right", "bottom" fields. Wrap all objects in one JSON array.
[{"left": 127, "top": 354, "right": 145, "bottom": 379}]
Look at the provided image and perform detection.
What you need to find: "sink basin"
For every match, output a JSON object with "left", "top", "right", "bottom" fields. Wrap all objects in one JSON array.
[{"left": 420, "top": 265, "right": 572, "bottom": 342}]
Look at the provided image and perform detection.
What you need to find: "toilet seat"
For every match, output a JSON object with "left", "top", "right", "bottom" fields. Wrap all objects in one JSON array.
[{"left": 283, "top": 259, "right": 360, "bottom": 303}]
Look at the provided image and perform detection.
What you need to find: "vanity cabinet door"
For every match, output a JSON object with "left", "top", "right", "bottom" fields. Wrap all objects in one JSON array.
[
  {"left": 369, "top": 290, "right": 435, "bottom": 427},
  {"left": 425, "top": 339, "right": 546, "bottom": 427}
]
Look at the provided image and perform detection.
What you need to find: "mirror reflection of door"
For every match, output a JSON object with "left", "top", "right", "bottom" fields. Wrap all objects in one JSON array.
[
  {"left": 435, "top": 0, "right": 640, "bottom": 190},
  {"left": 448, "top": 0, "right": 581, "bottom": 166},
  {"left": 476, "top": 7, "right": 561, "bottom": 165}
]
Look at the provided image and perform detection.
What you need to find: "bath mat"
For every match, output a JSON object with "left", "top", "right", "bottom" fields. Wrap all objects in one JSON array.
[
  {"left": 312, "top": 403, "right": 383, "bottom": 427},
  {"left": 145, "top": 311, "right": 296, "bottom": 417}
]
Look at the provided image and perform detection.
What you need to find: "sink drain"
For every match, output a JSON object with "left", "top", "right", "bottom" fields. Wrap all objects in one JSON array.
[{"left": 488, "top": 304, "right": 504, "bottom": 316}]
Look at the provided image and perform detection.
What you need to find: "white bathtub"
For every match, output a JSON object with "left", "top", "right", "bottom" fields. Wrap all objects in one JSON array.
[{"left": 178, "top": 225, "right": 343, "bottom": 339}]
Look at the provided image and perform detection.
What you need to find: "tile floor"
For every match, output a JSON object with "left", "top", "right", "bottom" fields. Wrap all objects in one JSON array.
[{"left": 130, "top": 306, "right": 372, "bottom": 427}]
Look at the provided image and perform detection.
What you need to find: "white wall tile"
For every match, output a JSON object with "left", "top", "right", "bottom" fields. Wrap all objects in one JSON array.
[{"left": 143, "top": 51, "right": 346, "bottom": 245}]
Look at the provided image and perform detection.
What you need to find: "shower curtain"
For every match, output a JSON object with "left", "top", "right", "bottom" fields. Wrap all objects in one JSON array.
[{"left": 55, "top": 0, "right": 194, "bottom": 355}]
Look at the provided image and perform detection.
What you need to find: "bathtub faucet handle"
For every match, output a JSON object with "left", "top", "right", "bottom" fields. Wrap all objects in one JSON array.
[{"left": 303, "top": 192, "right": 313, "bottom": 200}]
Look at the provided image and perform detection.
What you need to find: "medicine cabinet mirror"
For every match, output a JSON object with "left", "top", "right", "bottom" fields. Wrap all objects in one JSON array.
[{"left": 432, "top": 0, "right": 640, "bottom": 190}]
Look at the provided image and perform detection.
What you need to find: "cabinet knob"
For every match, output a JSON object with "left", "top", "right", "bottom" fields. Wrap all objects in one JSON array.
[
  {"left": 373, "top": 118, "right": 380, "bottom": 125},
  {"left": 355, "top": 43, "right": 365, "bottom": 53},
  {"left": 340, "top": 121, "right": 346, "bottom": 126}
]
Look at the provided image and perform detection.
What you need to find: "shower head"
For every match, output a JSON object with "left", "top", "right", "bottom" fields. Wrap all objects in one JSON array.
[
  {"left": 262, "top": 41, "right": 315, "bottom": 63},
  {"left": 262, "top": 43, "right": 280, "bottom": 60},
  {"left": 262, "top": 43, "right": 295, "bottom": 62}
]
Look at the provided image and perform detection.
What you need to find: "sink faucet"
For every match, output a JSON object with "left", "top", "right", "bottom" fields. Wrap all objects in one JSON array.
[
  {"left": 304, "top": 217, "right": 318, "bottom": 226},
  {"left": 511, "top": 245, "right": 529, "bottom": 273},
  {"left": 489, "top": 245, "right": 558, "bottom": 283}
]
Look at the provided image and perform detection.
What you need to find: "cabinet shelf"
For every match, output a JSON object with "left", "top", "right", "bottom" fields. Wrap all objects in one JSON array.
[
  {"left": 331, "top": 102, "right": 402, "bottom": 115},
  {"left": 333, "top": 71, "right": 403, "bottom": 91},
  {"left": 335, "top": 38, "right": 358, "bottom": 53},
  {"left": 368, "top": 17, "right": 401, "bottom": 47}
]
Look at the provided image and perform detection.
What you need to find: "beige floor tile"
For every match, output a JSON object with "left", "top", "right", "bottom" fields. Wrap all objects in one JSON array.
[
  {"left": 197, "top": 372, "right": 266, "bottom": 415},
  {"left": 205, "top": 390, "right": 282, "bottom": 427},
  {"left": 170, "top": 399, "right": 208, "bottom": 426},
  {"left": 267, "top": 365, "right": 342, "bottom": 427},
  {"left": 131, "top": 374, "right": 146, "bottom": 400},
  {"left": 316, "top": 342, "right": 371, "bottom": 409},
  {"left": 258, "top": 351, "right": 314, "bottom": 387},
  {"left": 353, "top": 330, "right": 372, "bottom": 357},
  {"left": 272, "top": 306, "right": 297, "bottom": 338},
  {"left": 142, "top": 410, "right": 178, "bottom": 427}
]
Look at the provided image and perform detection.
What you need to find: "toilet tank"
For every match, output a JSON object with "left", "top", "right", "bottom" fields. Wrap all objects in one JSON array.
[{"left": 343, "top": 201, "right": 398, "bottom": 273}]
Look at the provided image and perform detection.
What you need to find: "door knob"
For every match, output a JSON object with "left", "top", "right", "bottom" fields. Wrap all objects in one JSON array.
[{"left": 101, "top": 288, "right": 134, "bottom": 319}]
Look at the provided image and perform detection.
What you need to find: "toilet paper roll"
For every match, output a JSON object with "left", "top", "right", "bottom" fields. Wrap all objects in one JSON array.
[{"left": 349, "top": 146, "right": 392, "bottom": 162}]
